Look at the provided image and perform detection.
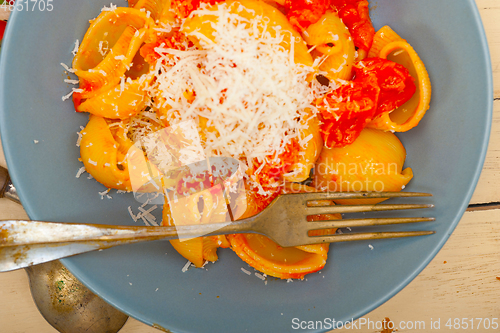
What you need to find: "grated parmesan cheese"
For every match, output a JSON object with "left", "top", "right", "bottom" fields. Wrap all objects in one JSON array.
[
  {"left": 60, "top": 62, "right": 75, "bottom": 73},
  {"left": 143, "top": 3, "right": 317, "bottom": 180},
  {"left": 62, "top": 90, "right": 74, "bottom": 101},
  {"left": 101, "top": 3, "right": 118, "bottom": 12},
  {"left": 98, "top": 189, "right": 111, "bottom": 199},
  {"left": 128, "top": 206, "right": 139, "bottom": 222},
  {"left": 64, "top": 79, "right": 80, "bottom": 85},
  {"left": 76, "top": 166, "right": 86, "bottom": 178},
  {"left": 72, "top": 39, "right": 80, "bottom": 56},
  {"left": 181, "top": 260, "right": 192, "bottom": 272}
]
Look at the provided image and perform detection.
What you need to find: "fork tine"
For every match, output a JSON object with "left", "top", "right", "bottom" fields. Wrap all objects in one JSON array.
[
  {"left": 307, "top": 217, "right": 435, "bottom": 230},
  {"left": 306, "top": 231, "right": 435, "bottom": 245},
  {"left": 298, "top": 191, "right": 432, "bottom": 203},
  {"left": 306, "top": 203, "right": 434, "bottom": 215}
]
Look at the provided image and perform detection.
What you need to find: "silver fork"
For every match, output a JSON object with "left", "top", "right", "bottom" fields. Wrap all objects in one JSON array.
[{"left": 0, "top": 191, "right": 434, "bottom": 272}]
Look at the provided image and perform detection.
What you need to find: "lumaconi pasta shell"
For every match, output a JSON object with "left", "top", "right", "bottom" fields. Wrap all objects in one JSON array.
[
  {"left": 75, "top": 26, "right": 137, "bottom": 98},
  {"left": 367, "top": 25, "right": 403, "bottom": 59},
  {"left": 107, "top": 114, "right": 168, "bottom": 193},
  {"left": 181, "top": 0, "right": 313, "bottom": 67},
  {"left": 165, "top": 235, "right": 228, "bottom": 268},
  {"left": 167, "top": 185, "right": 230, "bottom": 227},
  {"left": 228, "top": 233, "right": 327, "bottom": 280},
  {"left": 356, "top": 49, "right": 368, "bottom": 61},
  {"left": 262, "top": 0, "right": 286, "bottom": 6},
  {"left": 168, "top": 236, "right": 228, "bottom": 268},
  {"left": 126, "top": 143, "right": 167, "bottom": 193},
  {"left": 132, "top": 0, "right": 169, "bottom": 21},
  {"left": 282, "top": 109, "right": 323, "bottom": 182},
  {"left": 304, "top": 11, "right": 356, "bottom": 81},
  {"left": 367, "top": 26, "right": 432, "bottom": 132},
  {"left": 312, "top": 127, "right": 413, "bottom": 205},
  {"left": 162, "top": 200, "right": 228, "bottom": 267},
  {"left": 159, "top": 158, "right": 243, "bottom": 267},
  {"left": 73, "top": 8, "right": 154, "bottom": 100},
  {"left": 80, "top": 115, "right": 133, "bottom": 191},
  {"left": 171, "top": 238, "right": 206, "bottom": 268},
  {"left": 227, "top": 183, "right": 337, "bottom": 280},
  {"left": 80, "top": 115, "right": 166, "bottom": 192},
  {"left": 77, "top": 77, "right": 151, "bottom": 119}
]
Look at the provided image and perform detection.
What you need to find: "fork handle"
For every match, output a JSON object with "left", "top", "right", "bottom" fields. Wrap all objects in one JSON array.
[
  {"left": 0, "top": 220, "right": 244, "bottom": 246},
  {"left": 0, "top": 217, "right": 261, "bottom": 272},
  {"left": 0, "top": 220, "right": 179, "bottom": 271}
]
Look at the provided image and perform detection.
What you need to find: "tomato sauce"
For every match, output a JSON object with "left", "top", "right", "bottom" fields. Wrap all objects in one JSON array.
[
  {"left": 140, "top": 30, "right": 193, "bottom": 65},
  {"left": 171, "top": 0, "right": 225, "bottom": 18},
  {"left": 331, "top": 0, "right": 375, "bottom": 52},
  {"left": 317, "top": 76, "right": 379, "bottom": 148},
  {"left": 285, "top": 0, "right": 331, "bottom": 31},
  {"left": 248, "top": 138, "right": 300, "bottom": 186},
  {"left": 354, "top": 58, "right": 416, "bottom": 116},
  {"left": 317, "top": 58, "right": 416, "bottom": 148}
]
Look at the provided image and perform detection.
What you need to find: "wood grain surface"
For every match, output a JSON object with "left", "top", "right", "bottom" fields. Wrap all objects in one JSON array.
[{"left": 0, "top": 1, "right": 499, "bottom": 332}]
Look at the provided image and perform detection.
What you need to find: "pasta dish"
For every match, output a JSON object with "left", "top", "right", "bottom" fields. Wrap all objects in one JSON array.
[{"left": 68, "top": 0, "right": 431, "bottom": 280}]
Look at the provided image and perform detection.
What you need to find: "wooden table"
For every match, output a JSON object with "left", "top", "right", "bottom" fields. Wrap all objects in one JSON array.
[{"left": 1, "top": 1, "right": 499, "bottom": 332}]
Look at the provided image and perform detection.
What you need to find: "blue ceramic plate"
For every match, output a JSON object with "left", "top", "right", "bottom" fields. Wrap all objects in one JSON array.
[{"left": 0, "top": 1, "right": 492, "bottom": 332}]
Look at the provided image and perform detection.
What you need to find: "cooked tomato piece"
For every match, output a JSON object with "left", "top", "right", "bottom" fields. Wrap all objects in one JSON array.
[
  {"left": 140, "top": 30, "right": 193, "bottom": 65},
  {"left": 171, "top": 0, "right": 225, "bottom": 18},
  {"left": 354, "top": 58, "right": 416, "bottom": 116},
  {"left": 248, "top": 138, "right": 300, "bottom": 186},
  {"left": 0, "top": 20, "right": 6, "bottom": 44},
  {"left": 331, "top": 0, "right": 375, "bottom": 52},
  {"left": 72, "top": 91, "right": 84, "bottom": 109},
  {"left": 285, "top": 0, "right": 331, "bottom": 31},
  {"left": 317, "top": 76, "right": 380, "bottom": 148},
  {"left": 317, "top": 58, "right": 416, "bottom": 148}
]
